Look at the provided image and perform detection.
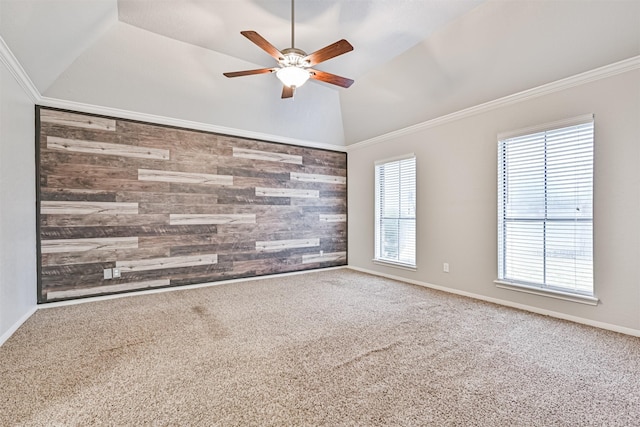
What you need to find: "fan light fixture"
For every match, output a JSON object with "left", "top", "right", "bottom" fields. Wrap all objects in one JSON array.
[
  {"left": 223, "top": 0, "right": 354, "bottom": 99},
  {"left": 276, "top": 66, "right": 310, "bottom": 88}
]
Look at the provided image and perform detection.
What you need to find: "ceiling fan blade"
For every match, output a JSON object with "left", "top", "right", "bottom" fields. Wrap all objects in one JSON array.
[
  {"left": 303, "top": 39, "right": 353, "bottom": 66},
  {"left": 241, "top": 31, "right": 284, "bottom": 61},
  {"left": 309, "top": 69, "right": 354, "bottom": 88},
  {"left": 281, "top": 85, "right": 294, "bottom": 99},
  {"left": 223, "top": 68, "right": 276, "bottom": 78}
]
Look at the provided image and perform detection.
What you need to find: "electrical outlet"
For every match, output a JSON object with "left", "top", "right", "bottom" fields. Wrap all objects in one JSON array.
[
  {"left": 443, "top": 263, "right": 449, "bottom": 273},
  {"left": 320, "top": 250, "right": 324, "bottom": 257},
  {"left": 103, "top": 268, "right": 113, "bottom": 280},
  {"left": 112, "top": 268, "right": 121, "bottom": 278}
]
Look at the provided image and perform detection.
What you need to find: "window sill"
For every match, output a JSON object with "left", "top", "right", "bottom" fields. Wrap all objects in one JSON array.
[
  {"left": 373, "top": 259, "right": 417, "bottom": 271},
  {"left": 494, "top": 280, "right": 599, "bottom": 306}
]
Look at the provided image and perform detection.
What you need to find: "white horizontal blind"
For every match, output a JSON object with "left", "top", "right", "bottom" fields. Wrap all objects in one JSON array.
[
  {"left": 498, "top": 119, "right": 594, "bottom": 295},
  {"left": 375, "top": 155, "right": 416, "bottom": 267}
]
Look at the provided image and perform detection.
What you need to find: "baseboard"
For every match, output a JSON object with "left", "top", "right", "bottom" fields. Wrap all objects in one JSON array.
[
  {"left": 39, "top": 266, "right": 348, "bottom": 309},
  {"left": 347, "top": 265, "right": 640, "bottom": 338},
  {"left": 0, "top": 306, "right": 38, "bottom": 347}
]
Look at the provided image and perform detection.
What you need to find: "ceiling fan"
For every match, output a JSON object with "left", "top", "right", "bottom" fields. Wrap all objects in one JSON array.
[{"left": 223, "top": 0, "right": 354, "bottom": 99}]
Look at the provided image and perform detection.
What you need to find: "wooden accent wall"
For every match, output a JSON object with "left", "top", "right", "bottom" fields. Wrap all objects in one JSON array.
[{"left": 36, "top": 107, "right": 347, "bottom": 302}]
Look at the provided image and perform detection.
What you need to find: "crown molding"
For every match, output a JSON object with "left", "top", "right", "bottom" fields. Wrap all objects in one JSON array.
[
  {"left": 3, "top": 31, "right": 636, "bottom": 154},
  {"left": 0, "top": 36, "right": 40, "bottom": 103},
  {"left": 37, "top": 96, "right": 347, "bottom": 152},
  {"left": 347, "top": 55, "right": 640, "bottom": 152}
]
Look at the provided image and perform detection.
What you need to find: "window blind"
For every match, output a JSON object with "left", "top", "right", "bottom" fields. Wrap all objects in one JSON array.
[
  {"left": 498, "top": 118, "right": 594, "bottom": 295},
  {"left": 375, "top": 155, "right": 416, "bottom": 267}
]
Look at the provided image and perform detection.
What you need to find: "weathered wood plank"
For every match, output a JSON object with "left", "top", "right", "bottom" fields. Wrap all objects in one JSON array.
[
  {"left": 255, "top": 209, "right": 306, "bottom": 224},
  {"left": 321, "top": 190, "right": 347, "bottom": 199},
  {"left": 216, "top": 227, "right": 321, "bottom": 241},
  {"left": 230, "top": 176, "right": 291, "bottom": 191},
  {"left": 47, "top": 136, "right": 170, "bottom": 160},
  {"left": 300, "top": 205, "right": 347, "bottom": 214},
  {"left": 256, "top": 238, "right": 320, "bottom": 252},
  {"left": 46, "top": 175, "right": 171, "bottom": 193},
  {"left": 319, "top": 214, "right": 347, "bottom": 223},
  {"left": 116, "top": 192, "right": 218, "bottom": 205},
  {"left": 138, "top": 203, "right": 232, "bottom": 215},
  {"left": 116, "top": 262, "right": 231, "bottom": 282},
  {"left": 164, "top": 154, "right": 223, "bottom": 170},
  {"left": 318, "top": 223, "right": 347, "bottom": 235},
  {"left": 232, "top": 147, "right": 303, "bottom": 165},
  {"left": 298, "top": 165, "right": 347, "bottom": 178},
  {"left": 41, "top": 237, "right": 139, "bottom": 254},
  {"left": 41, "top": 109, "right": 116, "bottom": 131},
  {"left": 255, "top": 187, "right": 319, "bottom": 198},
  {"left": 41, "top": 262, "right": 115, "bottom": 278},
  {"left": 40, "top": 126, "right": 123, "bottom": 146},
  {"left": 41, "top": 247, "right": 170, "bottom": 267},
  {"left": 218, "top": 246, "right": 318, "bottom": 263},
  {"left": 302, "top": 148, "right": 347, "bottom": 169},
  {"left": 217, "top": 166, "right": 289, "bottom": 181},
  {"left": 138, "top": 169, "right": 232, "bottom": 185},
  {"left": 41, "top": 201, "right": 139, "bottom": 215},
  {"left": 138, "top": 234, "right": 216, "bottom": 248},
  {"left": 42, "top": 271, "right": 108, "bottom": 288},
  {"left": 116, "top": 254, "right": 218, "bottom": 272},
  {"left": 118, "top": 121, "right": 231, "bottom": 156},
  {"left": 218, "top": 156, "right": 305, "bottom": 174},
  {"left": 168, "top": 234, "right": 258, "bottom": 255},
  {"left": 290, "top": 197, "right": 346, "bottom": 207},
  {"left": 169, "top": 214, "right": 256, "bottom": 225},
  {"left": 41, "top": 163, "right": 138, "bottom": 181},
  {"left": 290, "top": 172, "right": 346, "bottom": 185},
  {"left": 232, "top": 138, "right": 305, "bottom": 157},
  {"left": 46, "top": 279, "right": 170, "bottom": 300},
  {"left": 217, "top": 195, "right": 291, "bottom": 206},
  {"left": 231, "top": 177, "right": 343, "bottom": 194},
  {"left": 169, "top": 242, "right": 254, "bottom": 257},
  {"left": 302, "top": 251, "right": 347, "bottom": 264},
  {"left": 40, "top": 189, "right": 117, "bottom": 202},
  {"left": 41, "top": 150, "right": 169, "bottom": 172},
  {"left": 41, "top": 214, "right": 169, "bottom": 227},
  {"left": 40, "top": 224, "right": 217, "bottom": 239},
  {"left": 319, "top": 238, "right": 348, "bottom": 252}
]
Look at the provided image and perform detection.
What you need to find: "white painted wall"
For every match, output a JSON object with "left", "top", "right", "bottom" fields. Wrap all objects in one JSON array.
[
  {"left": 0, "top": 58, "right": 37, "bottom": 345},
  {"left": 348, "top": 69, "right": 640, "bottom": 334}
]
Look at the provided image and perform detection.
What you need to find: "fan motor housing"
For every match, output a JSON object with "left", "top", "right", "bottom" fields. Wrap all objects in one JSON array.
[{"left": 280, "top": 48, "right": 308, "bottom": 67}]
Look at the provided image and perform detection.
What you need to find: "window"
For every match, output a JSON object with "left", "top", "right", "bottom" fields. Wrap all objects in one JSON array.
[
  {"left": 497, "top": 115, "right": 594, "bottom": 297},
  {"left": 375, "top": 154, "right": 416, "bottom": 268}
]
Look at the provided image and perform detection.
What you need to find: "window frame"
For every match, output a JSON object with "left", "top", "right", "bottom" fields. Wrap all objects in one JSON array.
[
  {"left": 496, "top": 114, "right": 597, "bottom": 304},
  {"left": 373, "top": 153, "right": 417, "bottom": 270}
]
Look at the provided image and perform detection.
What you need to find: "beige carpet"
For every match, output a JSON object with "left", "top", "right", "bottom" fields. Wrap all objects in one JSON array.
[{"left": 1, "top": 269, "right": 639, "bottom": 426}]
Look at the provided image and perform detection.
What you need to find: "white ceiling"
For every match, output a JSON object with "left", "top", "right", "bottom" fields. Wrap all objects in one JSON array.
[
  {"left": 116, "top": 0, "right": 483, "bottom": 80},
  {"left": 1, "top": 0, "right": 639, "bottom": 147}
]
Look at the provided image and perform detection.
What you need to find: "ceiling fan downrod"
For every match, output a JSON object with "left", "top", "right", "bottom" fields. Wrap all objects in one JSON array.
[{"left": 291, "top": 0, "right": 295, "bottom": 49}]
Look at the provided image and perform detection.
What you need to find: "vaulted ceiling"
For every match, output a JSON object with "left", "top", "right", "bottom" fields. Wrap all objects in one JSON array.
[{"left": 1, "top": 0, "right": 639, "bottom": 147}]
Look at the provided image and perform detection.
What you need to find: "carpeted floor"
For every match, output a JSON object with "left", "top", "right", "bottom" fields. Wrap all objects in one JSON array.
[{"left": 1, "top": 269, "right": 639, "bottom": 426}]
